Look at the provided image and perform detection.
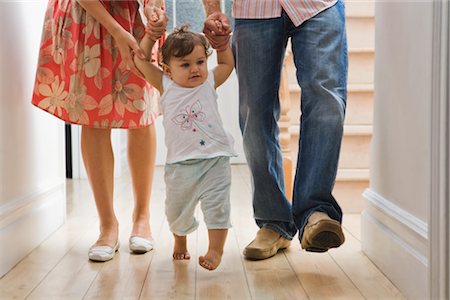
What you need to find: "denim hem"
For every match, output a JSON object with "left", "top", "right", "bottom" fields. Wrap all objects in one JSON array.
[
  {"left": 296, "top": 210, "right": 315, "bottom": 241},
  {"left": 261, "top": 224, "right": 295, "bottom": 241}
]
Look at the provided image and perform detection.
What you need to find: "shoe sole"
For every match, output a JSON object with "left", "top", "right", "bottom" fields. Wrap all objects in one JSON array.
[
  {"left": 129, "top": 237, "right": 154, "bottom": 254},
  {"left": 129, "top": 245, "right": 153, "bottom": 254},
  {"left": 89, "top": 247, "right": 119, "bottom": 262},
  {"left": 243, "top": 238, "right": 291, "bottom": 260},
  {"left": 301, "top": 220, "right": 345, "bottom": 252},
  {"left": 89, "top": 253, "right": 115, "bottom": 262}
]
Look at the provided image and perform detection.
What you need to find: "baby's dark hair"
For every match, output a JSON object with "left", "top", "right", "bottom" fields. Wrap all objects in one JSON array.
[{"left": 160, "top": 25, "right": 212, "bottom": 65}]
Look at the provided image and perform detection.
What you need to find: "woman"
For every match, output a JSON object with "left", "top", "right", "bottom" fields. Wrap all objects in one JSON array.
[{"left": 32, "top": 0, "right": 167, "bottom": 262}]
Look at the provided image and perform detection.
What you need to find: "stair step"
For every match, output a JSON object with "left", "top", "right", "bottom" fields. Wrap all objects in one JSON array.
[
  {"left": 289, "top": 124, "right": 372, "bottom": 135},
  {"left": 288, "top": 83, "right": 374, "bottom": 93},
  {"left": 285, "top": 51, "right": 374, "bottom": 85},
  {"left": 346, "top": 91, "right": 374, "bottom": 125},
  {"left": 347, "top": 83, "right": 374, "bottom": 92},
  {"left": 340, "top": 134, "right": 372, "bottom": 169},
  {"left": 349, "top": 48, "right": 375, "bottom": 53},
  {"left": 337, "top": 168, "right": 370, "bottom": 181},
  {"left": 346, "top": 17, "right": 375, "bottom": 49},
  {"left": 285, "top": 168, "right": 368, "bottom": 213},
  {"left": 333, "top": 180, "right": 367, "bottom": 213},
  {"left": 288, "top": 125, "right": 371, "bottom": 169},
  {"left": 349, "top": 51, "right": 374, "bottom": 84},
  {"left": 287, "top": 84, "right": 373, "bottom": 125},
  {"left": 345, "top": 0, "right": 375, "bottom": 18},
  {"left": 334, "top": 168, "right": 369, "bottom": 213},
  {"left": 344, "top": 125, "right": 372, "bottom": 135}
]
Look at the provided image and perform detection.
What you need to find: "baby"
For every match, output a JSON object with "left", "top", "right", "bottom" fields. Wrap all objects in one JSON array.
[{"left": 135, "top": 11, "right": 235, "bottom": 271}]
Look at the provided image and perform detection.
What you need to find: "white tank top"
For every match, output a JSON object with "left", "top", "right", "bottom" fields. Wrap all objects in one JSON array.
[{"left": 160, "top": 71, "right": 237, "bottom": 164}]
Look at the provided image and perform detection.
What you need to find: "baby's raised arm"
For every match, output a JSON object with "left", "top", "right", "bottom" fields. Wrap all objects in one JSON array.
[
  {"left": 201, "top": 3, "right": 233, "bottom": 87},
  {"left": 133, "top": 7, "right": 167, "bottom": 94},
  {"left": 208, "top": 31, "right": 234, "bottom": 89}
]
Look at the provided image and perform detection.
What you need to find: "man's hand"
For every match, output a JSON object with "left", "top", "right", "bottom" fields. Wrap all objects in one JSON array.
[
  {"left": 203, "top": 12, "right": 231, "bottom": 52},
  {"left": 144, "top": 6, "right": 168, "bottom": 41}
]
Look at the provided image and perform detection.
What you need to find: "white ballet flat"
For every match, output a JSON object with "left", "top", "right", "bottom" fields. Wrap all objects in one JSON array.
[
  {"left": 88, "top": 241, "right": 120, "bottom": 262},
  {"left": 129, "top": 236, "right": 154, "bottom": 254}
]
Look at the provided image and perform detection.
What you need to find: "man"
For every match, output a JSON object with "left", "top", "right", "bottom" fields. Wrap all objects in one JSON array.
[{"left": 203, "top": 0, "right": 347, "bottom": 260}]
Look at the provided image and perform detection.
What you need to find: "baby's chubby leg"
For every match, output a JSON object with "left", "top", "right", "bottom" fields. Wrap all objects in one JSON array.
[
  {"left": 164, "top": 160, "right": 202, "bottom": 261},
  {"left": 173, "top": 234, "right": 190, "bottom": 260},
  {"left": 199, "top": 229, "right": 228, "bottom": 270}
]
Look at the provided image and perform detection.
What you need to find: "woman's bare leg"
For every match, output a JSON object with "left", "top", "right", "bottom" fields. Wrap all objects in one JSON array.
[
  {"left": 81, "top": 127, "right": 118, "bottom": 247},
  {"left": 127, "top": 125, "right": 156, "bottom": 239}
]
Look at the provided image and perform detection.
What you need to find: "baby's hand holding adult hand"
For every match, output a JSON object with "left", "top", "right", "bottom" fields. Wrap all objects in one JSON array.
[
  {"left": 113, "top": 29, "right": 144, "bottom": 74},
  {"left": 203, "top": 12, "right": 231, "bottom": 36},
  {"left": 203, "top": 12, "right": 231, "bottom": 52},
  {"left": 144, "top": 6, "right": 167, "bottom": 41}
]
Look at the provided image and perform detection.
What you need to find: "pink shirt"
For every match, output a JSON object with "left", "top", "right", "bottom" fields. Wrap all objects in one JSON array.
[{"left": 233, "top": 0, "right": 338, "bottom": 26}]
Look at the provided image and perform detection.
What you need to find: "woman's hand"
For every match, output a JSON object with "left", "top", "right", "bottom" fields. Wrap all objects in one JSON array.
[
  {"left": 76, "top": 0, "right": 145, "bottom": 74},
  {"left": 112, "top": 28, "right": 146, "bottom": 75},
  {"left": 144, "top": 6, "right": 167, "bottom": 41}
]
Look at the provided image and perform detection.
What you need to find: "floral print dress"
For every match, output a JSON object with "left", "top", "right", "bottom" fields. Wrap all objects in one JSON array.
[{"left": 32, "top": 0, "right": 158, "bottom": 129}]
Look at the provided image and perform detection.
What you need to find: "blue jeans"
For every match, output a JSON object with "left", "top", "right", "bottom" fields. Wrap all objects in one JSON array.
[{"left": 232, "top": 1, "right": 347, "bottom": 240}]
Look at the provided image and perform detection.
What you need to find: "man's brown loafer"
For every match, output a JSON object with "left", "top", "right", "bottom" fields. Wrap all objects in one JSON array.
[
  {"left": 300, "top": 212, "right": 345, "bottom": 252},
  {"left": 243, "top": 227, "right": 291, "bottom": 260}
]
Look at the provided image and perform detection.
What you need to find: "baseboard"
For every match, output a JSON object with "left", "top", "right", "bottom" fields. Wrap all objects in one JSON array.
[
  {"left": 362, "top": 189, "right": 429, "bottom": 299},
  {"left": 0, "top": 183, "right": 65, "bottom": 277}
]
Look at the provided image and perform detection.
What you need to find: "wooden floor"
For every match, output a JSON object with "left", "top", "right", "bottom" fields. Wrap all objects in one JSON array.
[{"left": 0, "top": 165, "right": 405, "bottom": 300}]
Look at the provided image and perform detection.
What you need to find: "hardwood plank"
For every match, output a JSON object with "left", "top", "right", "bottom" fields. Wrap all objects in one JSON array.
[
  {"left": 285, "top": 244, "right": 365, "bottom": 300},
  {"left": 26, "top": 227, "right": 104, "bottom": 300},
  {"left": 0, "top": 179, "right": 95, "bottom": 299},
  {"left": 81, "top": 199, "right": 142, "bottom": 299},
  {"left": 139, "top": 168, "right": 197, "bottom": 300},
  {"left": 236, "top": 164, "right": 400, "bottom": 299},
  {"left": 25, "top": 176, "right": 133, "bottom": 300},
  {"left": 82, "top": 225, "right": 159, "bottom": 300},
  {"left": 236, "top": 165, "right": 362, "bottom": 299},
  {"left": 139, "top": 220, "right": 197, "bottom": 300},
  {"left": 329, "top": 227, "right": 405, "bottom": 299},
  {"left": 229, "top": 166, "right": 309, "bottom": 300},
  {"left": 84, "top": 167, "right": 167, "bottom": 300},
  {"left": 0, "top": 166, "right": 406, "bottom": 300},
  {"left": 195, "top": 210, "right": 252, "bottom": 300},
  {"left": 342, "top": 213, "right": 362, "bottom": 241}
]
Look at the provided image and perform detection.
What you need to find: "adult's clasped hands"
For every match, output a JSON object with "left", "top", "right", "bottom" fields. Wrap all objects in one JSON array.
[
  {"left": 144, "top": 8, "right": 231, "bottom": 51},
  {"left": 116, "top": 5, "right": 167, "bottom": 75},
  {"left": 144, "top": 5, "right": 168, "bottom": 41},
  {"left": 203, "top": 12, "right": 231, "bottom": 52}
]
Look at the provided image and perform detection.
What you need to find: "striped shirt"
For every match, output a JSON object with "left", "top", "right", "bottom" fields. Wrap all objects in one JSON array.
[{"left": 233, "top": 0, "right": 338, "bottom": 26}]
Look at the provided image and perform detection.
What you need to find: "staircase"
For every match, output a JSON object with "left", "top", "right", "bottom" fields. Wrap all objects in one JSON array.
[{"left": 281, "top": 0, "right": 374, "bottom": 213}]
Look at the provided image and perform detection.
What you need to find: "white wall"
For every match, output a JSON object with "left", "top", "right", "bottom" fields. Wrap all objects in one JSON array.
[
  {"left": 370, "top": 3, "right": 432, "bottom": 221},
  {"left": 0, "top": 1, "right": 66, "bottom": 277},
  {"left": 363, "top": 2, "right": 449, "bottom": 299}
]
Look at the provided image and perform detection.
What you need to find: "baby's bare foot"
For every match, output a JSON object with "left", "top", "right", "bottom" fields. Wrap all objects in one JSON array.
[
  {"left": 173, "top": 251, "right": 191, "bottom": 260},
  {"left": 173, "top": 234, "right": 190, "bottom": 260},
  {"left": 199, "top": 250, "right": 223, "bottom": 271}
]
